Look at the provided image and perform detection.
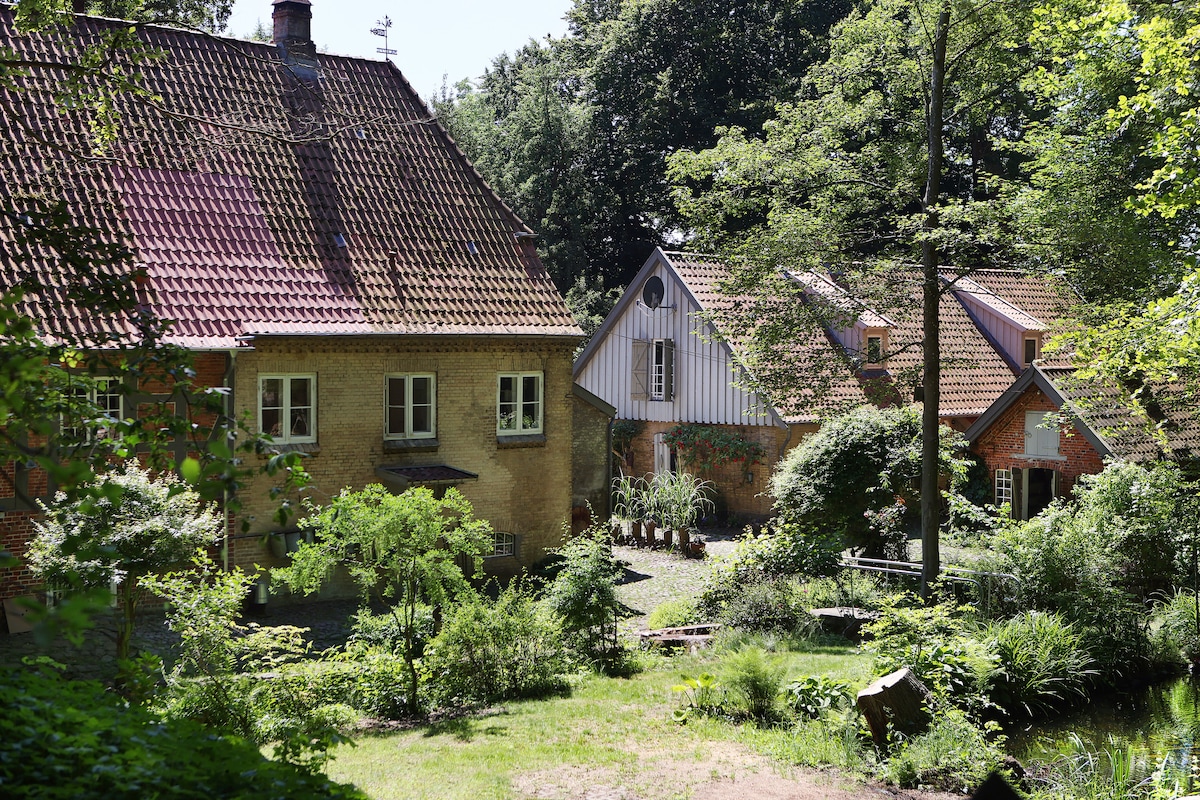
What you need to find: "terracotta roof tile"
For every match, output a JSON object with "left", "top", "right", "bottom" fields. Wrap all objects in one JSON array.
[{"left": 0, "top": 9, "right": 580, "bottom": 346}]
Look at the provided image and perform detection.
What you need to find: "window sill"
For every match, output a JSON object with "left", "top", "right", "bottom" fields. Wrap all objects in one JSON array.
[
  {"left": 383, "top": 437, "right": 439, "bottom": 454},
  {"left": 496, "top": 433, "right": 546, "bottom": 448},
  {"left": 258, "top": 442, "right": 320, "bottom": 457}
]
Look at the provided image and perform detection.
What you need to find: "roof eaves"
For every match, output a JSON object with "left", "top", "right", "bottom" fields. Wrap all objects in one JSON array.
[{"left": 573, "top": 246, "right": 670, "bottom": 377}]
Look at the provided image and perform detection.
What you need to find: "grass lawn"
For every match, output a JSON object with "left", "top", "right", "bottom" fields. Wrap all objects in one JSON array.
[{"left": 327, "top": 643, "right": 876, "bottom": 800}]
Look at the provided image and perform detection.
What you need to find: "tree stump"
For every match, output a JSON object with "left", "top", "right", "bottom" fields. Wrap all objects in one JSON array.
[{"left": 856, "top": 667, "right": 933, "bottom": 747}]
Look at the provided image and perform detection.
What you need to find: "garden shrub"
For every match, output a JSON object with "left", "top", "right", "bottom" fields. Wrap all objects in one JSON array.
[
  {"left": 782, "top": 674, "right": 852, "bottom": 719},
  {"left": 1152, "top": 590, "right": 1200, "bottom": 666},
  {"left": 713, "top": 577, "right": 815, "bottom": 635},
  {"left": 722, "top": 646, "right": 786, "bottom": 721},
  {"left": 347, "top": 651, "right": 412, "bottom": 719},
  {"left": 699, "top": 519, "right": 841, "bottom": 613},
  {"left": 345, "top": 605, "right": 436, "bottom": 657},
  {"left": 543, "top": 522, "right": 625, "bottom": 662},
  {"left": 147, "top": 552, "right": 354, "bottom": 768},
  {"left": 882, "top": 707, "right": 1006, "bottom": 792},
  {"left": 423, "top": 582, "right": 569, "bottom": 707},
  {"left": 0, "top": 662, "right": 365, "bottom": 799},
  {"left": 990, "top": 461, "right": 1194, "bottom": 682},
  {"left": 647, "top": 597, "right": 700, "bottom": 629},
  {"left": 770, "top": 406, "right": 967, "bottom": 559},
  {"left": 862, "top": 593, "right": 995, "bottom": 714},
  {"left": 985, "top": 611, "right": 1096, "bottom": 717}
]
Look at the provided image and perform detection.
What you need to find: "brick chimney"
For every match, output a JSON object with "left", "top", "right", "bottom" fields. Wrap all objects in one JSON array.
[{"left": 272, "top": 0, "right": 316, "bottom": 63}]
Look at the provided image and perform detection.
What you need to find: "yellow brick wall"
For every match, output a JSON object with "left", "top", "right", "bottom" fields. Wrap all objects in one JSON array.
[{"left": 228, "top": 336, "right": 578, "bottom": 583}]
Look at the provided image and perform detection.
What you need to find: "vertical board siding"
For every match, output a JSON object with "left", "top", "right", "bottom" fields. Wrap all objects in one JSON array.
[{"left": 576, "top": 259, "right": 773, "bottom": 426}]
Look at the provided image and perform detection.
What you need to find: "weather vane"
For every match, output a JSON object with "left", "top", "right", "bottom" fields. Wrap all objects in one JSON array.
[{"left": 371, "top": 16, "right": 396, "bottom": 60}]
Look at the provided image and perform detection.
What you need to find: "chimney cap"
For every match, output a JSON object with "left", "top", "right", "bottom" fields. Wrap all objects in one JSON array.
[{"left": 272, "top": 0, "right": 312, "bottom": 5}]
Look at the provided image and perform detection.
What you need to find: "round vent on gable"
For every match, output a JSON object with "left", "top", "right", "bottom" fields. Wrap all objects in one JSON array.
[{"left": 642, "top": 276, "right": 665, "bottom": 309}]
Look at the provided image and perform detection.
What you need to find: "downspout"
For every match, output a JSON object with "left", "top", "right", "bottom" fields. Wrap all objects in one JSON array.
[
  {"left": 222, "top": 350, "right": 237, "bottom": 573},
  {"left": 605, "top": 416, "right": 615, "bottom": 520}
]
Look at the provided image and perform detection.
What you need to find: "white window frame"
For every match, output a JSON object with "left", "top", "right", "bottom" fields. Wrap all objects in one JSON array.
[
  {"left": 384, "top": 373, "right": 436, "bottom": 440},
  {"left": 259, "top": 374, "right": 317, "bottom": 444},
  {"left": 1023, "top": 335, "right": 1040, "bottom": 367},
  {"left": 497, "top": 372, "right": 543, "bottom": 435},
  {"left": 863, "top": 328, "right": 887, "bottom": 367},
  {"left": 1024, "top": 411, "right": 1060, "bottom": 458},
  {"left": 650, "top": 338, "right": 674, "bottom": 401},
  {"left": 487, "top": 531, "right": 516, "bottom": 558},
  {"left": 995, "top": 469, "right": 1013, "bottom": 508},
  {"left": 61, "top": 376, "right": 123, "bottom": 441}
]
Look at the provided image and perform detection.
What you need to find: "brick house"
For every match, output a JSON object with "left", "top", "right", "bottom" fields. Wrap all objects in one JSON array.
[
  {"left": 965, "top": 364, "right": 1200, "bottom": 519},
  {"left": 575, "top": 250, "right": 1072, "bottom": 518},
  {"left": 0, "top": 1, "right": 599, "bottom": 602}
]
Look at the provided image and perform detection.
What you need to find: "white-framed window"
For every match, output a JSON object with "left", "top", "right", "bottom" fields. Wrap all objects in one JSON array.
[
  {"left": 385, "top": 373, "right": 436, "bottom": 439},
  {"left": 863, "top": 328, "right": 887, "bottom": 367},
  {"left": 995, "top": 469, "right": 1013, "bottom": 507},
  {"left": 61, "top": 376, "right": 123, "bottom": 440},
  {"left": 650, "top": 338, "right": 674, "bottom": 401},
  {"left": 498, "top": 372, "right": 543, "bottom": 434},
  {"left": 259, "top": 374, "right": 316, "bottom": 444},
  {"left": 487, "top": 531, "right": 516, "bottom": 558},
  {"left": 1023, "top": 335, "right": 1040, "bottom": 367},
  {"left": 1024, "top": 411, "right": 1059, "bottom": 457}
]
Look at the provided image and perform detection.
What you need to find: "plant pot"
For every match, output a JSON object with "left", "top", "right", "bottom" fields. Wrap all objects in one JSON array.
[
  {"left": 284, "top": 530, "right": 312, "bottom": 553},
  {"left": 688, "top": 540, "right": 706, "bottom": 557},
  {"left": 267, "top": 533, "right": 287, "bottom": 559}
]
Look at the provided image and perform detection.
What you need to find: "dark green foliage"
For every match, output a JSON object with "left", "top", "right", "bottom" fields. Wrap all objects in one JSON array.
[
  {"left": 712, "top": 578, "right": 814, "bottom": 635},
  {"left": 346, "top": 605, "right": 435, "bottom": 657},
  {"left": 721, "top": 647, "right": 786, "bottom": 721},
  {"left": 700, "top": 519, "right": 842, "bottom": 616},
  {"left": 543, "top": 524, "right": 624, "bottom": 661},
  {"left": 423, "top": 583, "right": 569, "bottom": 707},
  {"left": 783, "top": 675, "right": 852, "bottom": 719},
  {"left": 986, "top": 611, "right": 1096, "bottom": 717},
  {"left": 434, "top": 0, "right": 853, "bottom": 294},
  {"left": 991, "top": 461, "right": 1194, "bottom": 680},
  {"left": 0, "top": 663, "right": 365, "bottom": 799},
  {"left": 771, "top": 406, "right": 966, "bottom": 559}
]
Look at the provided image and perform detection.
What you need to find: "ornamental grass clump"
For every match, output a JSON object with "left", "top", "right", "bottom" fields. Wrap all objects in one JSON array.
[{"left": 986, "top": 611, "right": 1096, "bottom": 717}]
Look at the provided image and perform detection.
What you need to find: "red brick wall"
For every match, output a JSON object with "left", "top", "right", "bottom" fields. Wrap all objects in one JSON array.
[
  {"left": 0, "top": 352, "right": 233, "bottom": 601},
  {"left": 971, "top": 386, "right": 1105, "bottom": 506},
  {"left": 623, "top": 421, "right": 818, "bottom": 520}
]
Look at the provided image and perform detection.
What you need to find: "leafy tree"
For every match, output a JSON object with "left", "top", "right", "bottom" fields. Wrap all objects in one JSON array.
[
  {"left": 770, "top": 406, "right": 967, "bottom": 559},
  {"left": 434, "top": 0, "right": 854, "bottom": 297},
  {"left": 273, "top": 485, "right": 493, "bottom": 714},
  {"left": 669, "top": 0, "right": 1038, "bottom": 591},
  {"left": 27, "top": 461, "right": 223, "bottom": 662},
  {"left": 543, "top": 523, "right": 623, "bottom": 660},
  {"left": 0, "top": 660, "right": 365, "bottom": 799}
]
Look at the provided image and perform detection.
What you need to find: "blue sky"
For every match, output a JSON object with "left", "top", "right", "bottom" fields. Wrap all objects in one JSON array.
[{"left": 225, "top": 0, "right": 573, "bottom": 102}]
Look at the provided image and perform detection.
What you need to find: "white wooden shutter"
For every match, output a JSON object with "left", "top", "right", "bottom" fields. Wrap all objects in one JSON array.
[{"left": 662, "top": 339, "right": 675, "bottom": 401}]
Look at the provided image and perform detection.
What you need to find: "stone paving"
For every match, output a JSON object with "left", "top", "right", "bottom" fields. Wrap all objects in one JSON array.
[{"left": 0, "top": 596, "right": 363, "bottom": 682}]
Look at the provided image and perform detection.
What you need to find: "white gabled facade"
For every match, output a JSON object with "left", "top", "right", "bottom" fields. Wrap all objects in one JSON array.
[{"left": 573, "top": 249, "right": 782, "bottom": 428}]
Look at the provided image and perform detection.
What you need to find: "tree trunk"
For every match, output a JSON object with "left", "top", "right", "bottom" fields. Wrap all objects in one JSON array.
[
  {"left": 920, "top": 7, "right": 950, "bottom": 599},
  {"left": 856, "top": 667, "right": 934, "bottom": 747}
]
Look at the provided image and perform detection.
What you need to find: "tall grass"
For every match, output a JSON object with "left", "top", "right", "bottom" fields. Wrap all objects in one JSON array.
[{"left": 987, "top": 611, "right": 1096, "bottom": 717}]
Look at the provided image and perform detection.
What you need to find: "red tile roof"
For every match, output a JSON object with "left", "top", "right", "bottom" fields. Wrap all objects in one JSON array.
[
  {"left": 0, "top": 9, "right": 580, "bottom": 346},
  {"left": 660, "top": 253, "right": 1074, "bottom": 421},
  {"left": 663, "top": 251, "right": 871, "bottom": 423}
]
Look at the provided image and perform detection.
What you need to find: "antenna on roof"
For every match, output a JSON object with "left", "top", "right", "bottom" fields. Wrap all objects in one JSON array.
[{"left": 371, "top": 16, "right": 396, "bottom": 60}]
